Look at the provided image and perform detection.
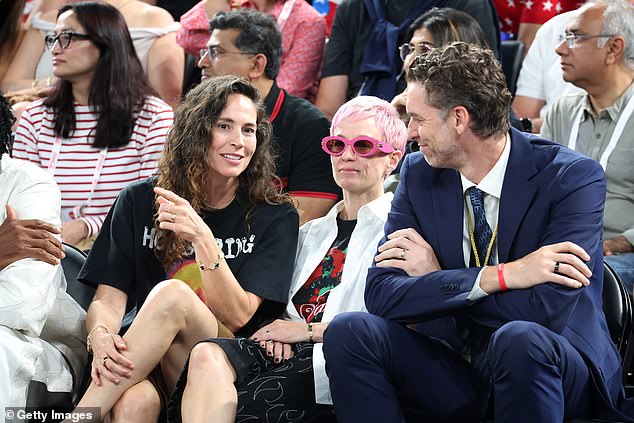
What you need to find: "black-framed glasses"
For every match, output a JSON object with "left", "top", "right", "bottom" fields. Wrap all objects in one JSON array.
[
  {"left": 398, "top": 42, "right": 434, "bottom": 62},
  {"left": 199, "top": 46, "right": 256, "bottom": 60},
  {"left": 557, "top": 33, "right": 615, "bottom": 48},
  {"left": 321, "top": 136, "right": 396, "bottom": 157},
  {"left": 44, "top": 31, "right": 91, "bottom": 49}
]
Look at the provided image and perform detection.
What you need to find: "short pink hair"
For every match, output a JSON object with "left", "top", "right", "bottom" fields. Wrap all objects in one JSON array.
[{"left": 330, "top": 96, "right": 407, "bottom": 153}]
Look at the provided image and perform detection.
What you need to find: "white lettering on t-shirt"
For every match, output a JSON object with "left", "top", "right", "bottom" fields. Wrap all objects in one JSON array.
[
  {"left": 217, "top": 235, "right": 255, "bottom": 258},
  {"left": 225, "top": 238, "right": 236, "bottom": 258},
  {"left": 140, "top": 229, "right": 256, "bottom": 259},
  {"left": 142, "top": 226, "right": 157, "bottom": 249},
  {"left": 242, "top": 234, "right": 255, "bottom": 254}
]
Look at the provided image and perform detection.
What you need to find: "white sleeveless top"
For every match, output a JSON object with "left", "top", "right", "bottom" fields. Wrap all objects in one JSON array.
[{"left": 33, "top": 12, "right": 180, "bottom": 78}]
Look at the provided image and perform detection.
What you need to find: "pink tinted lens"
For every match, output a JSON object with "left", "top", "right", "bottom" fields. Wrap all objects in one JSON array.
[
  {"left": 325, "top": 138, "right": 346, "bottom": 154},
  {"left": 352, "top": 138, "right": 376, "bottom": 155}
]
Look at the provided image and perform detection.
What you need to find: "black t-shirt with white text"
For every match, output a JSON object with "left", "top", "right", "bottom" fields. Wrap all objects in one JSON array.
[{"left": 79, "top": 178, "right": 299, "bottom": 337}]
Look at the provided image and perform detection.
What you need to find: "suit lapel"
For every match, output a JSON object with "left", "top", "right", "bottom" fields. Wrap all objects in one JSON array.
[
  {"left": 431, "top": 168, "right": 466, "bottom": 269},
  {"left": 498, "top": 130, "right": 539, "bottom": 262}
]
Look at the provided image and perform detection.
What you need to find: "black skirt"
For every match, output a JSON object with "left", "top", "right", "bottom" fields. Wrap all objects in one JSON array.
[{"left": 166, "top": 338, "right": 336, "bottom": 422}]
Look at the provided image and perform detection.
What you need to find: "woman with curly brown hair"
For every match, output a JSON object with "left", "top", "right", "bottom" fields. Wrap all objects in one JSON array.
[{"left": 68, "top": 75, "right": 299, "bottom": 423}]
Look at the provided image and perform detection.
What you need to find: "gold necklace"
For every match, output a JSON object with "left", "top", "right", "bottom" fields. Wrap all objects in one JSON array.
[{"left": 466, "top": 205, "right": 498, "bottom": 267}]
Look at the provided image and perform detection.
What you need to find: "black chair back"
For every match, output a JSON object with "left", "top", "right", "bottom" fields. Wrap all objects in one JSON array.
[
  {"left": 500, "top": 40, "right": 525, "bottom": 96},
  {"left": 62, "top": 243, "right": 95, "bottom": 311},
  {"left": 602, "top": 260, "right": 633, "bottom": 382}
]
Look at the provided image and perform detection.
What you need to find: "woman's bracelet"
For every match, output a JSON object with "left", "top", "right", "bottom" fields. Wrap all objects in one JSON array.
[
  {"left": 307, "top": 322, "right": 314, "bottom": 343},
  {"left": 86, "top": 324, "right": 110, "bottom": 354},
  {"left": 197, "top": 250, "right": 225, "bottom": 271}
]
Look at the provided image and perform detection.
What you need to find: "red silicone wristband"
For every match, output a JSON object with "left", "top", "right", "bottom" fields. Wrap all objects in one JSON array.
[{"left": 497, "top": 263, "right": 508, "bottom": 291}]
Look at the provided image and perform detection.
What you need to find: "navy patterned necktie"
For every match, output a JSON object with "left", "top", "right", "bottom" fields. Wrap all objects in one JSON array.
[
  {"left": 467, "top": 187, "right": 493, "bottom": 267},
  {"left": 467, "top": 186, "right": 496, "bottom": 416}
]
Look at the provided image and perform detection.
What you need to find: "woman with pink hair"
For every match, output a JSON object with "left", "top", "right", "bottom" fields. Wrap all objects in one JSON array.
[{"left": 165, "top": 95, "right": 406, "bottom": 423}]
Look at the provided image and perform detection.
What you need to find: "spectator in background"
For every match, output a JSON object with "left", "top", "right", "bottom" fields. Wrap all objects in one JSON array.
[
  {"left": 314, "top": 0, "right": 500, "bottom": 120},
  {"left": 389, "top": 7, "right": 494, "bottom": 189},
  {"left": 512, "top": 10, "right": 584, "bottom": 134},
  {"left": 13, "top": 2, "right": 173, "bottom": 248},
  {"left": 0, "top": 0, "right": 26, "bottom": 85},
  {"left": 541, "top": 0, "right": 634, "bottom": 293},
  {"left": 178, "top": 0, "right": 326, "bottom": 100},
  {"left": 2, "top": 0, "right": 183, "bottom": 109},
  {"left": 393, "top": 7, "right": 491, "bottom": 108},
  {"left": 0, "top": 94, "right": 86, "bottom": 413},
  {"left": 493, "top": 0, "right": 563, "bottom": 52},
  {"left": 198, "top": 8, "right": 340, "bottom": 224}
]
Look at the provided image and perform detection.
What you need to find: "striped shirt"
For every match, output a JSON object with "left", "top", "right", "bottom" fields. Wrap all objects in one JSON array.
[{"left": 13, "top": 96, "right": 173, "bottom": 237}]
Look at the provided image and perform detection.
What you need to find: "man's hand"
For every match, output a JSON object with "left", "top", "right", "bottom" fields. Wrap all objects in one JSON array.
[
  {"left": 481, "top": 241, "right": 592, "bottom": 294},
  {"left": 0, "top": 204, "right": 64, "bottom": 269},
  {"left": 604, "top": 236, "right": 634, "bottom": 256},
  {"left": 375, "top": 228, "right": 441, "bottom": 276}
]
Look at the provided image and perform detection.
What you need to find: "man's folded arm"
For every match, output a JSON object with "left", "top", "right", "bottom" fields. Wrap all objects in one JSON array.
[{"left": 0, "top": 170, "right": 63, "bottom": 336}]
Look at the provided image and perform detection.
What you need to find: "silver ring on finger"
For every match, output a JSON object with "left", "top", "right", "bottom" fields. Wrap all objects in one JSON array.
[
  {"left": 101, "top": 356, "right": 110, "bottom": 367},
  {"left": 554, "top": 261, "right": 560, "bottom": 274},
  {"left": 400, "top": 248, "right": 406, "bottom": 260}
]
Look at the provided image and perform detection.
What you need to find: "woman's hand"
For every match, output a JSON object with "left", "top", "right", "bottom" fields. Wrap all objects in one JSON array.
[
  {"left": 89, "top": 328, "right": 135, "bottom": 386},
  {"left": 154, "top": 187, "right": 213, "bottom": 245},
  {"left": 61, "top": 219, "right": 88, "bottom": 246},
  {"left": 250, "top": 319, "right": 311, "bottom": 344},
  {"left": 259, "top": 340, "right": 295, "bottom": 363},
  {"left": 250, "top": 320, "right": 315, "bottom": 362},
  {"left": 375, "top": 228, "right": 441, "bottom": 276}
]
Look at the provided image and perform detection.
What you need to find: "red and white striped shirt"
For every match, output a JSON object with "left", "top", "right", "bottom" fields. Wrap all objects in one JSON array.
[{"left": 13, "top": 96, "right": 173, "bottom": 237}]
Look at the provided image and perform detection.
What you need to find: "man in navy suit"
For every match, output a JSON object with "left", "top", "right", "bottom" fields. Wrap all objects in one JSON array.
[{"left": 323, "top": 42, "right": 633, "bottom": 422}]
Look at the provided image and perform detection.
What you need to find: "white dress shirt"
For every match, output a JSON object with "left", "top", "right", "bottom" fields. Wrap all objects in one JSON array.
[
  {"left": 462, "top": 134, "right": 511, "bottom": 301},
  {"left": 283, "top": 193, "right": 393, "bottom": 405}
]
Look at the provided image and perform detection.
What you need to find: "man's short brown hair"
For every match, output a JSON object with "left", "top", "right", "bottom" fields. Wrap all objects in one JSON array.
[{"left": 406, "top": 42, "right": 511, "bottom": 139}]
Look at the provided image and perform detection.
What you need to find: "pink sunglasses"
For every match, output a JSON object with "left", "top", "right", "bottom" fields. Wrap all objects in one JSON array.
[{"left": 321, "top": 136, "right": 395, "bottom": 157}]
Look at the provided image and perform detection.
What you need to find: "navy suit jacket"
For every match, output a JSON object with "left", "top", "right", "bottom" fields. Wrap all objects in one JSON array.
[{"left": 365, "top": 129, "right": 632, "bottom": 418}]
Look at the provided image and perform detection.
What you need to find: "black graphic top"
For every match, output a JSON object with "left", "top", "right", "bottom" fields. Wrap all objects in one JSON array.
[{"left": 292, "top": 217, "right": 357, "bottom": 323}]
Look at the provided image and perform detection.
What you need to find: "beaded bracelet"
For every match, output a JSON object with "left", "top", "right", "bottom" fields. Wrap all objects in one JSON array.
[{"left": 86, "top": 324, "right": 110, "bottom": 354}]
